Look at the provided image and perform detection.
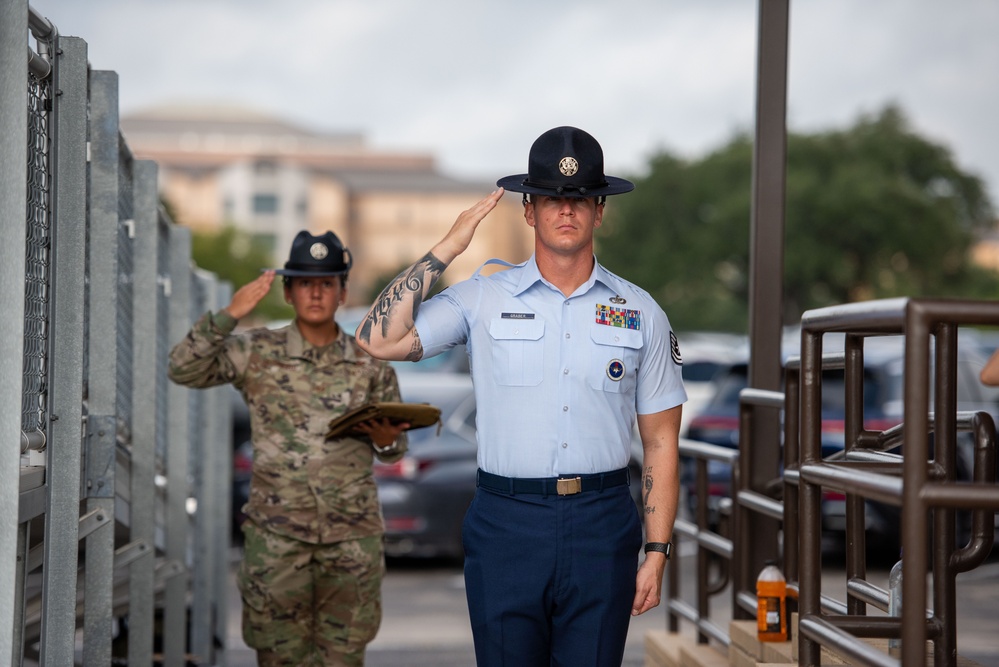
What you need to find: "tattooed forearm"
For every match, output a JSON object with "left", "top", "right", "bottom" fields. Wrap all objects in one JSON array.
[
  {"left": 642, "top": 466, "right": 655, "bottom": 513},
  {"left": 357, "top": 252, "right": 447, "bottom": 344},
  {"left": 404, "top": 328, "right": 424, "bottom": 362},
  {"left": 404, "top": 252, "right": 447, "bottom": 322}
]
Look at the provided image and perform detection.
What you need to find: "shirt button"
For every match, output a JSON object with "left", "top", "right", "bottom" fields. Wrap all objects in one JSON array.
[
  {"left": 561, "top": 442, "right": 568, "bottom": 449},
  {"left": 565, "top": 333, "right": 571, "bottom": 339},
  {"left": 563, "top": 405, "right": 568, "bottom": 412},
  {"left": 563, "top": 368, "right": 569, "bottom": 375}
]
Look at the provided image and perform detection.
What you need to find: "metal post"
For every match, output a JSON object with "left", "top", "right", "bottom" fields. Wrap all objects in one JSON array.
[
  {"left": 213, "top": 281, "right": 234, "bottom": 665},
  {"left": 129, "top": 160, "right": 160, "bottom": 666},
  {"left": 84, "top": 68, "right": 121, "bottom": 667},
  {"left": 189, "top": 272, "right": 219, "bottom": 662},
  {"left": 798, "top": 328, "right": 823, "bottom": 666},
  {"left": 164, "top": 225, "right": 192, "bottom": 667},
  {"left": 0, "top": 0, "right": 30, "bottom": 662},
  {"left": 933, "top": 322, "right": 958, "bottom": 665},
  {"left": 745, "top": 0, "right": 789, "bottom": 608},
  {"left": 38, "top": 34, "right": 88, "bottom": 667},
  {"left": 843, "top": 334, "right": 867, "bottom": 615},
  {"left": 900, "top": 302, "right": 931, "bottom": 664}
]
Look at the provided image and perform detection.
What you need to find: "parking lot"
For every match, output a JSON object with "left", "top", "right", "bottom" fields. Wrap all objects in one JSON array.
[
  {"left": 222, "top": 540, "right": 999, "bottom": 667},
  {"left": 222, "top": 328, "right": 999, "bottom": 666}
]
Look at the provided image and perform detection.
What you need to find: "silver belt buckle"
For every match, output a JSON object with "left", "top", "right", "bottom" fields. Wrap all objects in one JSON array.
[{"left": 556, "top": 476, "right": 582, "bottom": 496}]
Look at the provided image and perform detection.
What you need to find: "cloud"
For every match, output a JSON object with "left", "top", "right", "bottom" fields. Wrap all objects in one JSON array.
[{"left": 32, "top": 0, "right": 999, "bottom": 203}]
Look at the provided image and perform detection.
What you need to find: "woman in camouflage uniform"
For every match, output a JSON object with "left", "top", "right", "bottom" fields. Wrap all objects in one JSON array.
[{"left": 169, "top": 230, "right": 409, "bottom": 667}]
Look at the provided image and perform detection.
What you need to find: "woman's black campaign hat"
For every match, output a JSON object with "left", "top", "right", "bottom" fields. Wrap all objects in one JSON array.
[
  {"left": 273, "top": 230, "right": 353, "bottom": 277},
  {"left": 496, "top": 126, "right": 635, "bottom": 198}
]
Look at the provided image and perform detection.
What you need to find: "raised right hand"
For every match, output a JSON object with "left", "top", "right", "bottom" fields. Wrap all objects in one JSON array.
[
  {"left": 431, "top": 188, "right": 504, "bottom": 264},
  {"left": 224, "top": 270, "right": 276, "bottom": 320}
]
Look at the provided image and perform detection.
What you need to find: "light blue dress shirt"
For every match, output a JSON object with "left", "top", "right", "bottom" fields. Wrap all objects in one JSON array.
[{"left": 415, "top": 254, "right": 687, "bottom": 478}]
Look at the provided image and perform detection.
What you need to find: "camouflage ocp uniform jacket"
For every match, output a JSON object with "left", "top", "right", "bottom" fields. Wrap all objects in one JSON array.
[{"left": 168, "top": 310, "right": 408, "bottom": 545}]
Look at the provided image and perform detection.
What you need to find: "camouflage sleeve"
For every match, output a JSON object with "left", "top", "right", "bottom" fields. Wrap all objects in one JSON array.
[
  {"left": 167, "top": 310, "right": 249, "bottom": 389},
  {"left": 372, "top": 361, "right": 409, "bottom": 463}
]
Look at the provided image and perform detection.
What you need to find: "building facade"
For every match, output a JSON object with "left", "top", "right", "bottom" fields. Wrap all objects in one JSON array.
[{"left": 121, "top": 104, "right": 532, "bottom": 306}]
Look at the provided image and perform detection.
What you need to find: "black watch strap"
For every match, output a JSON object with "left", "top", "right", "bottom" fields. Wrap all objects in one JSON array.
[{"left": 644, "top": 542, "right": 672, "bottom": 559}]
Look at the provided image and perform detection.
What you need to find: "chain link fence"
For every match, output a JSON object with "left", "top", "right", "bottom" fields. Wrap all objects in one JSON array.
[{"left": 1, "top": 2, "right": 232, "bottom": 664}]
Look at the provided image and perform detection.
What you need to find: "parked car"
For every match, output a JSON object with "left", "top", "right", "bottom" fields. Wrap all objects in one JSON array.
[
  {"left": 231, "top": 386, "right": 253, "bottom": 541},
  {"left": 374, "top": 372, "right": 478, "bottom": 560},
  {"left": 683, "top": 331, "right": 999, "bottom": 553},
  {"left": 676, "top": 331, "right": 748, "bottom": 437}
]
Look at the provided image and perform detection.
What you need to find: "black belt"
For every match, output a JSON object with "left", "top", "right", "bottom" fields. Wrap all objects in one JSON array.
[{"left": 476, "top": 468, "right": 630, "bottom": 496}]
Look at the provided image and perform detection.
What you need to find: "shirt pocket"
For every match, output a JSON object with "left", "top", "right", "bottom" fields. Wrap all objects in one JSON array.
[
  {"left": 488, "top": 318, "right": 545, "bottom": 386},
  {"left": 588, "top": 325, "right": 643, "bottom": 394}
]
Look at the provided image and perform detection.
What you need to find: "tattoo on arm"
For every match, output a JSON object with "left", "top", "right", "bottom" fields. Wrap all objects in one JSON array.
[
  {"left": 358, "top": 252, "right": 447, "bottom": 345},
  {"left": 643, "top": 466, "right": 655, "bottom": 514},
  {"left": 404, "top": 328, "right": 424, "bottom": 362}
]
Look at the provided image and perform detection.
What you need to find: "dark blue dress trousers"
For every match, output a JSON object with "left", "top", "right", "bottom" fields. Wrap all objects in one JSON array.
[{"left": 462, "top": 478, "right": 643, "bottom": 666}]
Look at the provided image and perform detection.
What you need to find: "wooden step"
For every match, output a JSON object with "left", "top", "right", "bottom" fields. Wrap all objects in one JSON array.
[{"left": 645, "top": 630, "right": 727, "bottom": 667}]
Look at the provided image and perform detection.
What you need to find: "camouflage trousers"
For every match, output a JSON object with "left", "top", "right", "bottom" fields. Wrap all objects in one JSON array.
[{"left": 238, "top": 521, "right": 385, "bottom": 667}]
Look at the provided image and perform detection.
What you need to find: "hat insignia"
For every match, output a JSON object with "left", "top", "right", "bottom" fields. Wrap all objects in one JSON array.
[
  {"left": 310, "top": 242, "right": 329, "bottom": 260},
  {"left": 559, "top": 157, "right": 579, "bottom": 177}
]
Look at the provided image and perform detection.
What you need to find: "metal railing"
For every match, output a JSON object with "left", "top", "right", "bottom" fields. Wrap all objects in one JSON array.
[
  {"left": 796, "top": 298, "right": 999, "bottom": 667},
  {"left": 666, "top": 297, "right": 999, "bottom": 667},
  {"left": 1, "top": 3, "right": 232, "bottom": 664}
]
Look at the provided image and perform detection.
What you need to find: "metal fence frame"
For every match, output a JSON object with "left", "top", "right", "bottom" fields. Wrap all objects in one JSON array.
[
  {"left": 667, "top": 298, "right": 999, "bottom": 666},
  {"left": 1, "top": 3, "right": 232, "bottom": 664}
]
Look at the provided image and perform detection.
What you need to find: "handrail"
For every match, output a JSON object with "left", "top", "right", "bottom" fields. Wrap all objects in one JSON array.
[
  {"left": 26, "top": 7, "right": 54, "bottom": 80},
  {"left": 795, "top": 297, "right": 999, "bottom": 666},
  {"left": 28, "top": 7, "right": 55, "bottom": 39},
  {"left": 669, "top": 298, "right": 999, "bottom": 667}
]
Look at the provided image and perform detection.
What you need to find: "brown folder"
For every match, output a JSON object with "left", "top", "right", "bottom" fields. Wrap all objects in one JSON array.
[{"left": 325, "top": 402, "right": 442, "bottom": 440}]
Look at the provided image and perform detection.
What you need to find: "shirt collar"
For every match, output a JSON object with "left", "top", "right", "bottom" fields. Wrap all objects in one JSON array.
[
  {"left": 285, "top": 320, "right": 354, "bottom": 362},
  {"left": 513, "top": 254, "right": 613, "bottom": 298}
]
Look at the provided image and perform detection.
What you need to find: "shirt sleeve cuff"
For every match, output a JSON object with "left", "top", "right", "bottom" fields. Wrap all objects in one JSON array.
[{"left": 211, "top": 309, "right": 238, "bottom": 334}]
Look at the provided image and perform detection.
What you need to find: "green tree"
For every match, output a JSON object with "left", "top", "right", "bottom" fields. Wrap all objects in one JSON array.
[
  {"left": 597, "top": 106, "right": 997, "bottom": 332},
  {"left": 189, "top": 225, "right": 293, "bottom": 322}
]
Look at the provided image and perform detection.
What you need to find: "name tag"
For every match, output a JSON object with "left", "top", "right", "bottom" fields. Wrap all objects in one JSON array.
[{"left": 501, "top": 312, "right": 535, "bottom": 320}]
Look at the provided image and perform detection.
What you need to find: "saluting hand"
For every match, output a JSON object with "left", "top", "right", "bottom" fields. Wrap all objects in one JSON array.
[
  {"left": 225, "top": 270, "right": 276, "bottom": 320},
  {"left": 432, "top": 189, "right": 504, "bottom": 264}
]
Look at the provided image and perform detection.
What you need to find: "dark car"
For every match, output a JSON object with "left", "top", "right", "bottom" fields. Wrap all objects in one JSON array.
[
  {"left": 683, "top": 331, "right": 999, "bottom": 552},
  {"left": 374, "top": 372, "right": 479, "bottom": 560}
]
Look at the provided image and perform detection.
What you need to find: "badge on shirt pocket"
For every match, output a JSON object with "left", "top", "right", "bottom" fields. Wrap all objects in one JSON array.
[{"left": 588, "top": 325, "right": 643, "bottom": 394}]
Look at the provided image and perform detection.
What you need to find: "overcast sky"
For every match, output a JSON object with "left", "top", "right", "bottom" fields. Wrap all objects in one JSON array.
[{"left": 32, "top": 0, "right": 999, "bottom": 204}]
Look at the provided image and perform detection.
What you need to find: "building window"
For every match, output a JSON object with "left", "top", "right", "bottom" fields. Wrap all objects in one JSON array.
[
  {"left": 254, "top": 159, "right": 277, "bottom": 174},
  {"left": 252, "top": 193, "right": 279, "bottom": 214}
]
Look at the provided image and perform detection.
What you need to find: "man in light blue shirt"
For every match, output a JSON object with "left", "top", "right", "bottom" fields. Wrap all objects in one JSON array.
[{"left": 357, "top": 126, "right": 686, "bottom": 666}]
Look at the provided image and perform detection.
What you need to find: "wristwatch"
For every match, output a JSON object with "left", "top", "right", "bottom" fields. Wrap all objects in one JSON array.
[
  {"left": 371, "top": 440, "right": 399, "bottom": 455},
  {"left": 644, "top": 542, "right": 672, "bottom": 559}
]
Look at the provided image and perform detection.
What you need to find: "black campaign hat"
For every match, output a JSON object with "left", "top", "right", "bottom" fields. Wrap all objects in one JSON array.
[
  {"left": 496, "top": 126, "right": 635, "bottom": 198},
  {"left": 273, "top": 230, "right": 352, "bottom": 277}
]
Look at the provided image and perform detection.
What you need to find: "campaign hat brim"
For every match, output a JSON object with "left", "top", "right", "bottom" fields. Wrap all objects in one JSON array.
[
  {"left": 272, "top": 268, "right": 350, "bottom": 277},
  {"left": 496, "top": 173, "right": 635, "bottom": 198}
]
